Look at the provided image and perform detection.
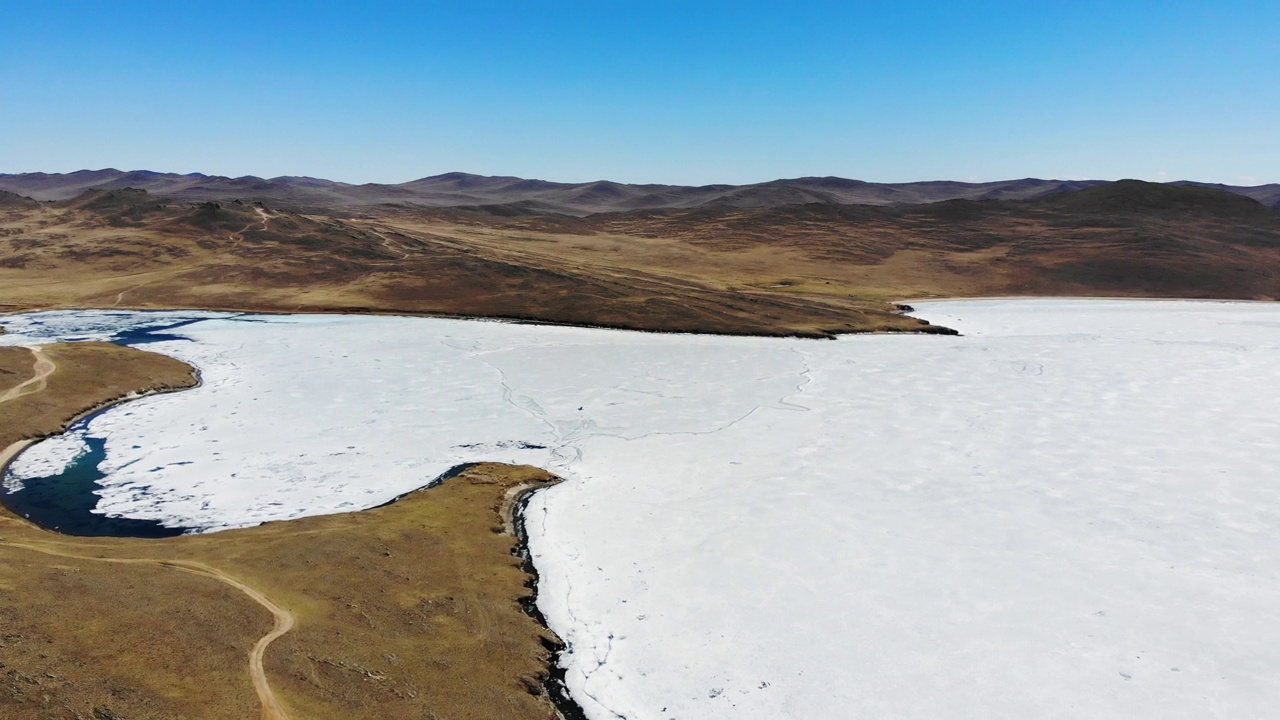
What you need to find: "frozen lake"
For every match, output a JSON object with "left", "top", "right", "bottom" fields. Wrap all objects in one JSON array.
[{"left": 4, "top": 299, "right": 1280, "bottom": 717}]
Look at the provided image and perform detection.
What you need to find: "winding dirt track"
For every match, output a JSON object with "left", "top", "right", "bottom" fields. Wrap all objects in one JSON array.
[
  {"left": 0, "top": 346, "right": 294, "bottom": 720},
  {"left": 0, "top": 542, "right": 295, "bottom": 720},
  {"left": 0, "top": 346, "right": 55, "bottom": 403},
  {"left": 228, "top": 205, "right": 273, "bottom": 252}
]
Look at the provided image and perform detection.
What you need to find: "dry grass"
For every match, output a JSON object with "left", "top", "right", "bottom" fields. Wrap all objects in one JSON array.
[
  {"left": 0, "top": 342, "right": 198, "bottom": 451},
  {"left": 0, "top": 349, "right": 33, "bottom": 393},
  {"left": 2, "top": 178, "right": 1277, "bottom": 717},
  {"left": 4, "top": 182, "right": 1276, "bottom": 342},
  {"left": 0, "top": 343, "right": 563, "bottom": 719},
  {"left": 381, "top": 182, "right": 1280, "bottom": 305},
  {"left": 0, "top": 192, "right": 942, "bottom": 337},
  {"left": 0, "top": 546, "right": 269, "bottom": 719}
]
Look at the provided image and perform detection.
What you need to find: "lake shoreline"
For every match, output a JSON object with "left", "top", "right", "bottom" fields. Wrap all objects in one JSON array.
[
  {"left": 0, "top": 337, "right": 588, "bottom": 717},
  {"left": 0, "top": 343, "right": 201, "bottom": 535},
  {"left": 503, "top": 477, "right": 589, "bottom": 720},
  {"left": 6, "top": 301, "right": 1280, "bottom": 717},
  {"left": 0, "top": 301, "right": 952, "bottom": 339}
]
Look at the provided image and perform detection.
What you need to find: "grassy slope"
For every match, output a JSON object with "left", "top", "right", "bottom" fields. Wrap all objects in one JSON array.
[
  {"left": 4, "top": 182, "right": 1275, "bottom": 342},
  {"left": 437, "top": 179, "right": 1280, "bottom": 303},
  {"left": 0, "top": 190, "right": 936, "bottom": 337},
  {"left": 0, "top": 342, "right": 198, "bottom": 449},
  {"left": 0, "top": 343, "right": 562, "bottom": 720},
  {"left": 1, "top": 178, "right": 1277, "bottom": 716}
]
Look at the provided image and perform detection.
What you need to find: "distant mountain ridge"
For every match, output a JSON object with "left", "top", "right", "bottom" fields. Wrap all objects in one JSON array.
[
  {"left": 2, "top": 169, "right": 1276, "bottom": 216},
  {"left": 2, "top": 177, "right": 1277, "bottom": 339}
]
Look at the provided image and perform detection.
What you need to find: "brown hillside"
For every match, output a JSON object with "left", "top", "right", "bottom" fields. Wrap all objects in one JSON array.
[
  {"left": 0, "top": 189, "right": 936, "bottom": 336},
  {"left": 2, "top": 169, "right": 1276, "bottom": 214},
  {"left": 1, "top": 181, "right": 1277, "bottom": 334}
]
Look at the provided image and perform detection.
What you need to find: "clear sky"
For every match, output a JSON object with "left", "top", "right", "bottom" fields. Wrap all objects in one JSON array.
[{"left": 2, "top": 1, "right": 1277, "bottom": 185}]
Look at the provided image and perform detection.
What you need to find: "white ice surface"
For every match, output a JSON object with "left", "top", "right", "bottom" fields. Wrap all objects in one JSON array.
[
  {"left": 5, "top": 434, "right": 89, "bottom": 491},
  {"left": 0, "top": 309, "right": 226, "bottom": 346},
  {"left": 4, "top": 300, "right": 1280, "bottom": 717}
]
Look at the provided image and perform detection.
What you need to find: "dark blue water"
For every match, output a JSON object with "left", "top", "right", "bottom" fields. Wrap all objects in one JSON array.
[
  {"left": 2, "top": 312, "right": 288, "bottom": 536},
  {"left": 109, "top": 316, "right": 209, "bottom": 345},
  {"left": 1, "top": 416, "right": 188, "bottom": 537},
  {"left": 0, "top": 312, "right": 224, "bottom": 537}
]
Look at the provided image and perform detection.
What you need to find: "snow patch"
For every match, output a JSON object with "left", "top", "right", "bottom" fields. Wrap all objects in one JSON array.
[{"left": 4, "top": 300, "right": 1280, "bottom": 717}]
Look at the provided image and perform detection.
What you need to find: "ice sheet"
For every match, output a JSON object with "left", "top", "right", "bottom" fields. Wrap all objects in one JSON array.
[
  {"left": 0, "top": 309, "right": 226, "bottom": 346},
  {"left": 3, "top": 299, "right": 1280, "bottom": 717}
]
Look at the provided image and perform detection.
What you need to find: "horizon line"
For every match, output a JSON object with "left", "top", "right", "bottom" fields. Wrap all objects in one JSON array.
[{"left": 2, "top": 167, "right": 1277, "bottom": 190}]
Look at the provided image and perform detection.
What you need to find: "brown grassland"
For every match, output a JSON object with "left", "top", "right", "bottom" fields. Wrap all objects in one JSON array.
[
  {"left": 0, "top": 343, "right": 563, "bottom": 719},
  {"left": 0, "top": 188, "right": 940, "bottom": 337},
  {"left": 2, "top": 181, "right": 1279, "bottom": 341},
  {"left": 1, "top": 178, "right": 1279, "bottom": 718}
]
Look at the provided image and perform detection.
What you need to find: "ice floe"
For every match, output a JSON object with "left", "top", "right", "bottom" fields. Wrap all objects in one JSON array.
[{"left": 3, "top": 299, "right": 1280, "bottom": 717}]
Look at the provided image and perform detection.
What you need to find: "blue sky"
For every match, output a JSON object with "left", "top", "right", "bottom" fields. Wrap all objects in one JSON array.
[{"left": 2, "top": 1, "right": 1277, "bottom": 185}]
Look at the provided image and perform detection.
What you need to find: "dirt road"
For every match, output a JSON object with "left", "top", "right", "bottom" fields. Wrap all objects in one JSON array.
[
  {"left": 0, "top": 346, "right": 295, "bottom": 719},
  {"left": 0, "top": 346, "right": 55, "bottom": 404},
  {"left": 0, "top": 540, "right": 295, "bottom": 720}
]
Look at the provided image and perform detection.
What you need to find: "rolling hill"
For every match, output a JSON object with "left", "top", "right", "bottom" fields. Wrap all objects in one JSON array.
[
  {"left": 3, "top": 169, "right": 1277, "bottom": 216},
  {"left": 1, "top": 179, "right": 1278, "bottom": 336}
]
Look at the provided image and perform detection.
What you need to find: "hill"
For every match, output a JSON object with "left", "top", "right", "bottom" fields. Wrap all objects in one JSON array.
[
  {"left": 2, "top": 169, "right": 1276, "bottom": 215},
  {"left": 1, "top": 180, "right": 1277, "bottom": 334},
  {"left": 0, "top": 189, "right": 937, "bottom": 336}
]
